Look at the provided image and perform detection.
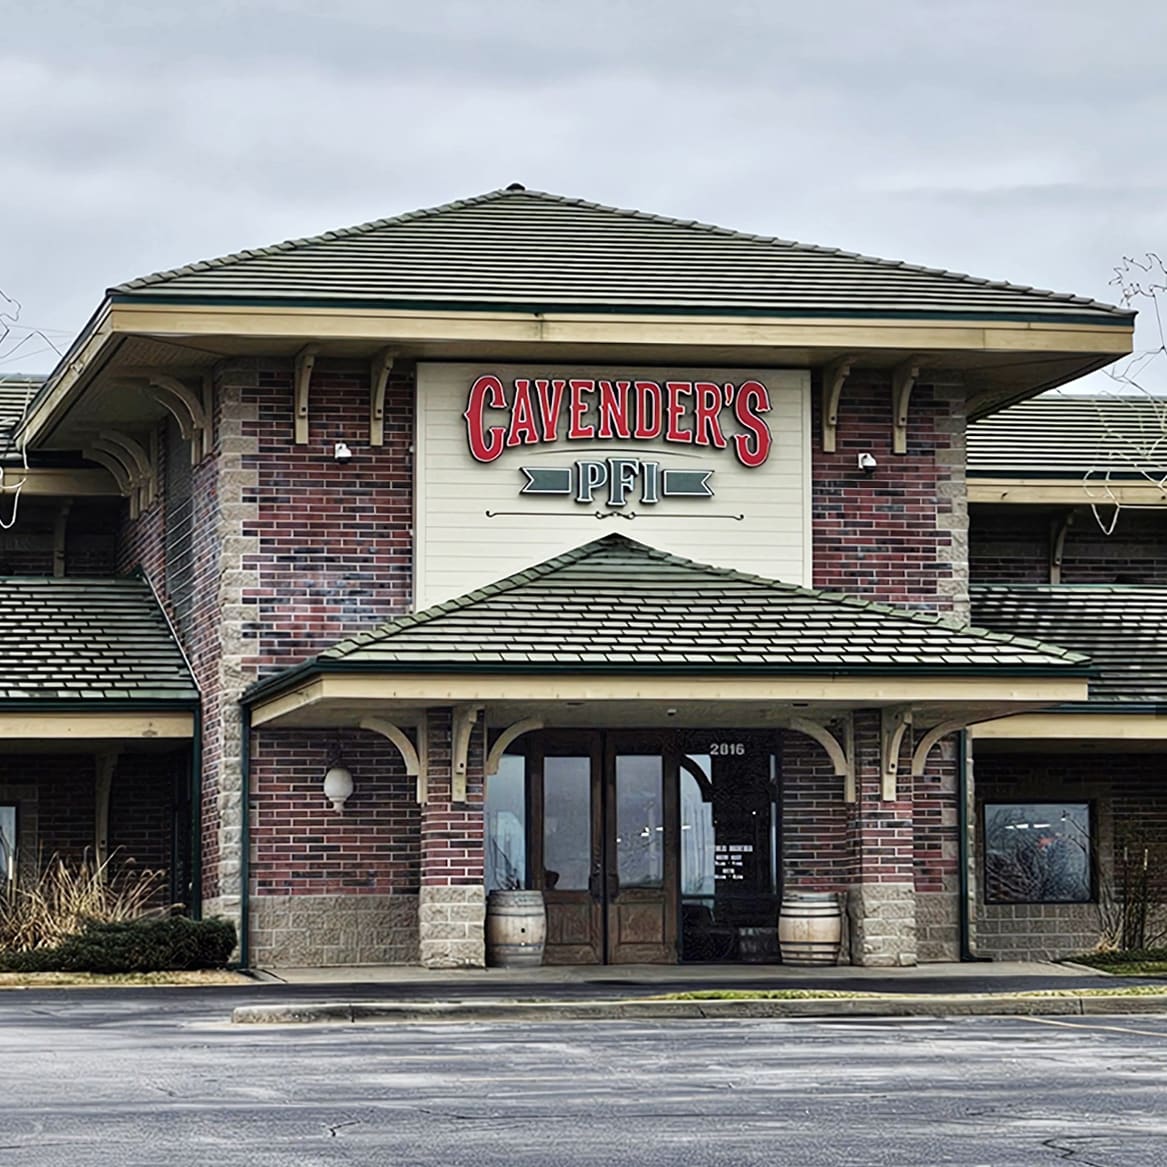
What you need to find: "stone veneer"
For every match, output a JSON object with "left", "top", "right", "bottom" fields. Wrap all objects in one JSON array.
[
  {"left": 249, "top": 894, "right": 419, "bottom": 966},
  {"left": 419, "top": 885, "right": 486, "bottom": 968},
  {"left": 848, "top": 883, "right": 918, "bottom": 966}
]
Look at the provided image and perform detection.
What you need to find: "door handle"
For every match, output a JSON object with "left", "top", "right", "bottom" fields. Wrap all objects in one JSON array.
[{"left": 588, "top": 869, "right": 603, "bottom": 899}]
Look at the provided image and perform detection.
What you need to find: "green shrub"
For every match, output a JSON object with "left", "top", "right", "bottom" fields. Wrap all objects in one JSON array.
[{"left": 0, "top": 916, "right": 237, "bottom": 974}]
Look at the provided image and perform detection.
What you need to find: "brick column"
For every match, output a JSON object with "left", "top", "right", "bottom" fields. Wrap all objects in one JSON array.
[
  {"left": 847, "top": 711, "right": 918, "bottom": 966},
  {"left": 418, "top": 708, "right": 486, "bottom": 968}
]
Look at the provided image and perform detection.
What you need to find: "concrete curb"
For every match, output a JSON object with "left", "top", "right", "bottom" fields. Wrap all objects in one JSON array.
[{"left": 231, "top": 994, "right": 1167, "bottom": 1025}]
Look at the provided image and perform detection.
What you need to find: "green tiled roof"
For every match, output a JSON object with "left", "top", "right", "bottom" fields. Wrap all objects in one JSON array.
[
  {"left": 308, "top": 535, "right": 1088, "bottom": 674},
  {"left": 0, "top": 376, "right": 42, "bottom": 445},
  {"left": 111, "top": 188, "right": 1130, "bottom": 323},
  {"left": 0, "top": 577, "right": 197, "bottom": 702},
  {"left": 971, "top": 584, "right": 1167, "bottom": 703},
  {"left": 968, "top": 393, "right": 1167, "bottom": 477}
]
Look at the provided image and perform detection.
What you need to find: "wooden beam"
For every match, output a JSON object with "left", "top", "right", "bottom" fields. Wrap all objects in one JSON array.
[
  {"left": 819, "top": 354, "right": 857, "bottom": 454},
  {"left": 891, "top": 357, "right": 922, "bottom": 455},
  {"left": 451, "top": 704, "right": 482, "bottom": 802},
  {"left": 880, "top": 707, "right": 912, "bottom": 800},
  {"left": 94, "top": 751, "right": 118, "bottom": 867},
  {"left": 911, "top": 719, "right": 966, "bottom": 776},
  {"left": 1049, "top": 510, "right": 1075, "bottom": 584},
  {"left": 369, "top": 349, "right": 396, "bottom": 447},
  {"left": 293, "top": 345, "right": 318, "bottom": 445}
]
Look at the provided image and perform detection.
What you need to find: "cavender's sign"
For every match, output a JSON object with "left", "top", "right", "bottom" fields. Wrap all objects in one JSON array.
[{"left": 463, "top": 375, "right": 774, "bottom": 466}]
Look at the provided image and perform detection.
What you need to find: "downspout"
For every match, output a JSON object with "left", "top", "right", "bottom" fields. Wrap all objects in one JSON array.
[
  {"left": 189, "top": 703, "right": 203, "bottom": 919},
  {"left": 237, "top": 703, "right": 251, "bottom": 970}
]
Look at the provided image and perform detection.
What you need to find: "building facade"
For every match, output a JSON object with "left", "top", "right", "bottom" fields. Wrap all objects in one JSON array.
[{"left": 1, "top": 189, "right": 1159, "bottom": 969}]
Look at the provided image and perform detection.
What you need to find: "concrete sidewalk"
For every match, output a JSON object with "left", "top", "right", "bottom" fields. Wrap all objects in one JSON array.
[{"left": 232, "top": 959, "right": 1167, "bottom": 1025}]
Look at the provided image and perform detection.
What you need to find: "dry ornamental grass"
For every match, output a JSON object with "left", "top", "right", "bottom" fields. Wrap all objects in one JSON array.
[{"left": 0, "top": 850, "right": 169, "bottom": 953}]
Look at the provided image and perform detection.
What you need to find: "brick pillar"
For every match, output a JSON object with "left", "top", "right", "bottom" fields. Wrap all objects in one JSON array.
[
  {"left": 847, "top": 711, "right": 918, "bottom": 967},
  {"left": 418, "top": 708, "right": 486, "bottom": 968}
]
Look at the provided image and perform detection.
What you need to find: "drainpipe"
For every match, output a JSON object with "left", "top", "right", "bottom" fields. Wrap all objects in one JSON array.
[
  {"left": 237, "top": 703, "right": 251, "bottom": 970},
  {"left": 189, "top": 703, "right": 203, "bottom": 919},
  {"left": 957, "top": 729, "right": 989, "bottom": 961}
]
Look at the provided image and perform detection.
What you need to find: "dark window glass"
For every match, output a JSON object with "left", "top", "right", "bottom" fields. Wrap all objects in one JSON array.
[
  {"left": 0, "top": 805, "right": 15, "bottom": 885},
  {"left": 984, "top": 802, "right": 1092, "bottom": 904}
]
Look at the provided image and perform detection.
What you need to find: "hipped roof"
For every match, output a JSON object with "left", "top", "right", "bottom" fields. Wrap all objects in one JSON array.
[
  {"left": 112, "top": 187, "right": 1131, "bottom": 324},
  {"left": 247, "top": 535, "right": 1089, "bottom": 702}
]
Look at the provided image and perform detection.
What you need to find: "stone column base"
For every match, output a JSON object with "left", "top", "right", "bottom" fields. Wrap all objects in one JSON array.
[
  {"left": 419, "top": 885, "right": 486, "bottom": 968},
  {"left": 847, "top": 883, "right": 917, "bottom": 967}
]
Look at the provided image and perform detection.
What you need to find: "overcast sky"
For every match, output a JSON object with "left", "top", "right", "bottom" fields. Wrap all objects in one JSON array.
[{"left": 3, "top": 0, "right": 1165, "bottom": 391}]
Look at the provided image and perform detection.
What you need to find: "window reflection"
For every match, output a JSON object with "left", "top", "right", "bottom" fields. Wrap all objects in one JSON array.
[
  {"left": 543, "top": 756, "right": 591, "bottom": 890},
  {"left": 0, "top": 806, "right": 15, "bottom": 885},
  {"left": 615, "top": 754, "right": 663, "bottom": 889},
  {"left": 485, "top": 755, "right": 526, "bottom": 891}
]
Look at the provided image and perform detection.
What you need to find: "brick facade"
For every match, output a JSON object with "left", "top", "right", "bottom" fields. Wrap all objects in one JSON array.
[{"left": 974, "top": 752, "right": 1167, "bottom": 960}]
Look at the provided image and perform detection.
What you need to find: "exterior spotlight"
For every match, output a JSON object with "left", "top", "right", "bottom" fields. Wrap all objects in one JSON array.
[
  {"left": 323, "top": 765, "right": 354, "bottom": 813},
  {"left": 857, "top": 452, "right": 877, "bottom": 474},
  {"left": 334, "top": 442, "right": 353, "bottom": 462}
]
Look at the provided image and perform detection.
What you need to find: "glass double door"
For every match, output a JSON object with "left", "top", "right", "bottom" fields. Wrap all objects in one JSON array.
[{"left": 533, "top": 731, "right": 677, "bottom": 964}]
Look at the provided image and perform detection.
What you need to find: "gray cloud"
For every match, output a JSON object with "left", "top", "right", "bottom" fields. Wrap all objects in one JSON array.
[{"left": 3, "top": 0, "right": 1165, "bottom": 389}]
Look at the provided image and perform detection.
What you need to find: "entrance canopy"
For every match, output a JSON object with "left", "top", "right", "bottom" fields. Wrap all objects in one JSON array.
[{"left": 246, "top": 534, "right": 1089, "bottom": 747}]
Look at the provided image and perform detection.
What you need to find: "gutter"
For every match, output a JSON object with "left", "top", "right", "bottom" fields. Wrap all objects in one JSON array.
[{"left": 236, "top": 702, "right": 251, "bottom": 972}]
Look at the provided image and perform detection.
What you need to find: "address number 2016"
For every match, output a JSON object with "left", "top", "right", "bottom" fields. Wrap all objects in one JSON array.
[{"left": 709, "top": 742, "right": 746, "bottom": 756}]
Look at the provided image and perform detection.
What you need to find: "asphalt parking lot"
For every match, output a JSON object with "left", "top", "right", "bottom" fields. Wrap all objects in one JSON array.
[{"left": 2, "top": 993, "right": 1165, "bottom": 1165}]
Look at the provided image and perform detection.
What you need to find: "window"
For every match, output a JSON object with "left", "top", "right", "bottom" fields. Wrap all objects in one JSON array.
[
  {"left": 485, "top": 754, "right": 527, "bottom": 891},
  {"left": 0, "top": 806, "right": 15, "bottom": 885},
  {"left": 984, "top": 802, "right": 1092, "bottom": 904}
]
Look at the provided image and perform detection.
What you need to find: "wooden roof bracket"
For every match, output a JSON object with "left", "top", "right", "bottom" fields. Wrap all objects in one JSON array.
[
  {"left": 451, "top": 704, "right": 483, "bottom": 802},
  {"left": 83, "top": 445, "right": 134, "bottom": 513},
  {"left": 92, "top": 433, "right": 153, "bottom": 518},
  {"left": 891, "top": 356, "right": 923, "bottom": 455},
  {"left": 881, "top": 706, "right": 913, "bottom": 800},
  {"left": 293, "top": 345, "right": 318, "bottom": 445},
  {"left": 911, "top": 719, "right": 967, "bottom": 776},
  {"left": 486, "top": 718, "right": 544, "bottom": 776},
  {"left": 820, "top": 354, "right": 857, "bottom": 453},
  {"left": 369, "top": 349, "right": 396, "bottom": 447},
  {"left": 1049, "top": 509, "right": 1076, "bottom": 584},
  {"left": 360, "top": 715, "right": 428, "bottom": 804},
  {"left": 148, "top": 374, "right": 209, "bottom": 465},
  {"left": 780, "top": 714, "right": 854, "bottom": 801}
]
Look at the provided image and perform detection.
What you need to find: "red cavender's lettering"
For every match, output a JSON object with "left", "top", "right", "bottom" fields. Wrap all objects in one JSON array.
[
  {"left": 535, "top": 378, "right": 566, "bottom": 443},
  {"left": 633, "top": 380, "right": 663, "bottom": 440},
  {"left": 694, "top": 381, "right": 728, "bottom": 449},
  {"left": 506, "top": 379, "right": 541, "bottom": 447},
  {"left": 597, "top": 380, "right": 632, "bottom": 440},
  {"left": 665, "top": 381, "right": 694, "bottom": 443},
  {"left": 568, "top": 379, "right": 596, "bottom": 439},
  {"left": 731, "top": 380, "right": 772, "bottom": 467},
  {"left": 464, "top": 374, "right": 509, "bottom": 463}
]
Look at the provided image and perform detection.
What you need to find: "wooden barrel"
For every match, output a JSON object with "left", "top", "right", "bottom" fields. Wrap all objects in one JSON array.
[
  {"left": 778, "top": 892, "right": 843, "bottom": 966},
  {"left": 485, "top": 890, "right": 547, "bottom": 968}
]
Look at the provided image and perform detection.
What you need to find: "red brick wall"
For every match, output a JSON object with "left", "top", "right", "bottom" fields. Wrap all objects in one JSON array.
[
  {"left": 243, "top": 359, "right": 414, "bottom": 673},
  {"left": 0, "top": 755, "right": 94, "bottom": 865},
  {"left": 108, "top": 753, "right": 180, "bottom": 879},
  {"left": 780, "top": 733, "right": 851, "bottom": 891},
  {"left": 849, "top": 711, "right": 915, "bottom": 883},
  {"left": 420, "top": 710, "right": 485, "bottom": 887},
  {"left": 912, "top": 736, "right": 958, "bottom": 893},
  {"left": 970, "top": 506, "right": 1167, "bottom": 584},
  {"left": 813, "top": 378, "right": 960, "bottom": 611},
  {"left": 249, "top": 728, "right": 420, "bottom": 896}
]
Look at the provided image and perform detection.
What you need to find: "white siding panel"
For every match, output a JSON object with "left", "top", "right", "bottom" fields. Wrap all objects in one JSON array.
[{"left": 415, "top": 362, "right": 810, "bottom": 607}]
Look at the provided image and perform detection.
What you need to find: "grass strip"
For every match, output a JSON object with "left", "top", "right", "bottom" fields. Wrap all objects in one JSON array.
[{"left": 0, "top": 970, "right": 249, "bottom": 989}]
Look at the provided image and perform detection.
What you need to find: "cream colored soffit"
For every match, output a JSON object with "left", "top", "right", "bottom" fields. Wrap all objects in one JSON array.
[
  {"left": 106, "top": 301, "right": 1132, "bottom": 352},
  {"left": 971, "top": 712, "right": 1167, "bottom": 741},
  {"left": 968, "top": 479, "right": 1167, "bottom": 506},
  {"left": 249, "top": 673, "right": 1090, "bottom": 729},
  {"left": 0, "top": 711, "right": 195, "bottom": 740}
]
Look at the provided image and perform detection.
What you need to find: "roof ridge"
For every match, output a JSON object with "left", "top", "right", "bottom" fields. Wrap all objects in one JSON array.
[{"left": 110, "top": 187, "right": 1130, "bottom": 315}]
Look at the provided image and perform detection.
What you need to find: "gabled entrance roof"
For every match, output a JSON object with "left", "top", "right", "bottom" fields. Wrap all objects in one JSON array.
[
  {"left": 113, "top": 187, "right": 1131, "bottom": 325},
  {"left": 310, "top": 534, "right": 1088, "bottom": 675},
  {"left": 245, "top": 535, "right": 1091, "bottom": 733}
]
